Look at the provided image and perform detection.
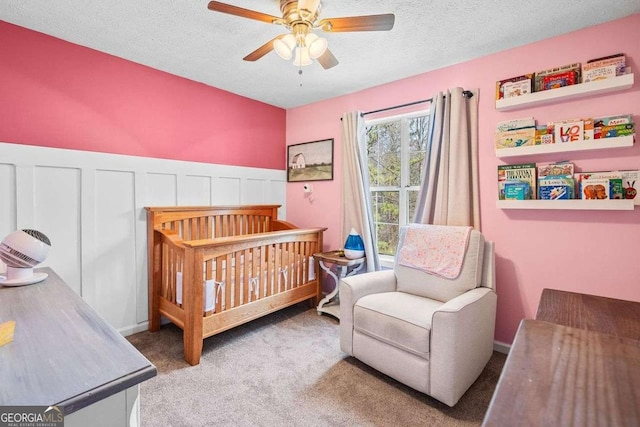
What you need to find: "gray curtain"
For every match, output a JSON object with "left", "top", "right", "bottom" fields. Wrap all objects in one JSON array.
[
  {"left": 341, "top": 111, "right": 380, "bottom": 272},
  {"left": 414, "top": 88, "right": 480, "bottom": 228}
]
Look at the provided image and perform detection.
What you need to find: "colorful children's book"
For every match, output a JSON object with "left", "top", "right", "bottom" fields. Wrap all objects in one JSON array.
[
  {"left": 621, "top": 170, "right": 639, "bottom": 204},
  {"left": 498, "top": 163, "right": 537, "bottom": 200}
]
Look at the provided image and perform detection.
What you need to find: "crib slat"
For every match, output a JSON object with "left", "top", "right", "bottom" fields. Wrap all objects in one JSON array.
[
  {"left": 291, "top": 241, "right": 299, "bottom": 288},
  {"left": 161, "top": 243, "right": 168, "bottom": 300},
  {"left": 234, "top": 251, "right": 241, "bottom": 306},
  {"left": 275, "top": 244, "right": 283, "bottom": 293},
  {"left": 253, "top": 247, "right": 261, "bottom": 301},
  {"left": 169, "top": 245, "right": 175, "bottom": 303},
  {"left": 282, "top": 242, "right": 290, "bottom": 291},
  {"left": 225, "top": 253, "right": 233, "bottom": 308},
  {"left": 262, "top": 245, "right": 270, "bottom": 297},
  {"left": 215, "top": 256, "right": 223, "bottom": 313}
]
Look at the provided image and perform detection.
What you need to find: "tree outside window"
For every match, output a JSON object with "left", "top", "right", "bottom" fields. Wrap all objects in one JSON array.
[{"left": 366, "top": 112, "right": 430, "bottom": 262}]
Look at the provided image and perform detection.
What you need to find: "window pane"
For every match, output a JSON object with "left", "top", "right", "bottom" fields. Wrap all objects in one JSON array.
[
  {"left": 367, "top": 122, "right": 401, "bottom": 187},
  {"left": 407, "top": 190, "right": 418, "bottom": 223},
  {"left": 372, "top": 191, "right": 399, "bottom": 255},
  {"left": 408, "top": 115, "right": 429, "bottom": 186}
]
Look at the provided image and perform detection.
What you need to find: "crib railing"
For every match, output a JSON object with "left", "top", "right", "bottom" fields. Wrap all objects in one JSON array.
[
  {"left": 155, "top": 230, "right": 320, "bottom": 316},
  {"left": 148, "top": 205, "right": 288, "bottom": 240}
]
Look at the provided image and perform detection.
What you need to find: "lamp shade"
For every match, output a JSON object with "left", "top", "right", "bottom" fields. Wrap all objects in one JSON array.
[
  {"left": 274, "top": 34, "right": 296, "bottom": 60},
  {"left": 305, "top": 33, "right": 328, "bottom": 59},
  {"left": 343, "top": 228, "right": 365, "bottom": 259},
  {"left": 293, "top": 46, "right": 312, "bottom": 66}
]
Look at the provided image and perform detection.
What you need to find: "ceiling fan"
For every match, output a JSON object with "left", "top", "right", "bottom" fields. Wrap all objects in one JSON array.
[{"left": 207, "top": 0, "right": 395, "bottom": 69}]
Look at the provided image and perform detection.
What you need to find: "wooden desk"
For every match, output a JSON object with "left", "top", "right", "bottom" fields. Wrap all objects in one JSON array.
[
  {"left": 313, "top": 251, "right": 365, "bottom": 319},
  {"left": 484, "top": 289, "right": 640, "bottom": 426},
  {"left": 484, "top": 319, "right": 640, "bottom": 426},
  {"left": 0, "top": 268, "right": 156, "bottom": 425},
  {"left": 536, "top": 288, "right": 640, "bottom": 340}
]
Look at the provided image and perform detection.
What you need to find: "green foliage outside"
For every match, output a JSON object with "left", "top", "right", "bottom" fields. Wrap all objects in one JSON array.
[{"left": 367, "top": 115, "right": 429, "bottom": 255}]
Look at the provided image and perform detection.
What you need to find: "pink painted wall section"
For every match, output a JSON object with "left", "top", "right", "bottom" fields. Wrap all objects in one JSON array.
[
  {"left": 0, "top": 21, "right": 285, "bottom": 170},
  {"left": 287, "top": 14, "right": 640, "bottom": 344}
]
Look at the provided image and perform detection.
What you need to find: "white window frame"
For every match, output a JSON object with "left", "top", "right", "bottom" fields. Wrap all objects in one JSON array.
[{"left": 365, "top": 109, "right": 430, "bottom": 268}]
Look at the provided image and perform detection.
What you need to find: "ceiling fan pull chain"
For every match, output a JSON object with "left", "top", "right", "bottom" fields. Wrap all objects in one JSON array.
[{"left": 298, "top": 68, "right": 303, "bottom": 87}]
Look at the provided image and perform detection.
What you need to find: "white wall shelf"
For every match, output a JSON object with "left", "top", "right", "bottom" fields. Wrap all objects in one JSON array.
[
  {"left": 496, "top": 199, "right": 635, "bottom": 210},
  {"left": 495, "top": 135, "right": 635, "bottom": 158},
  {"left": 495, "top": 73, "right": 634, "bottom": 111}
]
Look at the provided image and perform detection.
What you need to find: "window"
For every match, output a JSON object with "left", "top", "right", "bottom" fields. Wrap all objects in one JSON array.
[{"left": 366, "top": 111, "right": 430, "bottom": 262}]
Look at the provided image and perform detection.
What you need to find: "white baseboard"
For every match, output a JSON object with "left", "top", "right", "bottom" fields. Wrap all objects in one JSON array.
[
  {"left": 118, "top": 322, "right": 150, "bottom": 337},
  {"left": 493, "top": 340, "right": 511, "bottom": 354}
]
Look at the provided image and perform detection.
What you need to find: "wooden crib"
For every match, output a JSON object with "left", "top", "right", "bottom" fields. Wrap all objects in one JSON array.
[{"left": 146, "top": 205, "right": 326, "bottom": 365}]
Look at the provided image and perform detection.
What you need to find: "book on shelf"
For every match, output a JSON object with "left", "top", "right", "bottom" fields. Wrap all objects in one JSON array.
[
  {"left": 583, "top": 53, "right": 626, "bottom": 81},
  {"left": 621, "top": 170, "right": 639, "bottom": 204},
  {"left": 498, "top": 163, "right": 537, "bottom": 200},
  {"left": 535, "top": 126, "right": 554, "bottom": 145},
  {"left": 534, "top": 63, "right": 581, "bottom": 92},
  {"left": 575, "top": 171, "right": 624, "bottom": 200},
  {"left": 539, "top": 178, "right": 574, "bottom": 200},
  {"left": 537, "top": 162, "right": 575, "bottom": 199},
  {"left": 595, "top": 123, "right": 634, "bottom": 139},
  {"left": 593, "top": 114, "right": 634, "bottom": 139},
  {"left": 495, "top": 117, "right": 536, "bottom": 149},
  {"left": 542, "top": 71, "right": 577, "bottom": 90},
  {"left": 495, "top": 74, "right": 533, "bottom": 100},
  {"left": 504, "top": 182, "right": 531, "bottom": 200},
  {"left": 496, "top": 117, "right": 536, "bottom": 133},
  {"left": 554, "top": 120, "right": 585, "bottom": 143}
]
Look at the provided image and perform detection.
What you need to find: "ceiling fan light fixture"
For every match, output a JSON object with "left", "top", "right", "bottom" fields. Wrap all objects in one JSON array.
[
  {"left": 298, "top": 0, "right": 321, "bottom": 18},
  {"left": 305, "top": 33, "right": 328, "bottom": 59},
  {"left": 293, "top": 47, "right": 312, "bottom": 67},
  {"left": 274, "top": 34, "right": 296, "bottom": 60}
]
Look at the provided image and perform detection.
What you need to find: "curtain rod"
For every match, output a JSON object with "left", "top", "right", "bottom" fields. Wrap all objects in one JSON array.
[
  {"left": 362, "top": 90, "right": 474, "bottom": 116},
  {"left": 339, "top": 90, "right": 474, "bottom": 121}
]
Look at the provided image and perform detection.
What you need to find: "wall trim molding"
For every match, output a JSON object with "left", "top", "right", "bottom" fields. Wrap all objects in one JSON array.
[{"left": 0, "top": 142, "right": 287, "bottom": 334}]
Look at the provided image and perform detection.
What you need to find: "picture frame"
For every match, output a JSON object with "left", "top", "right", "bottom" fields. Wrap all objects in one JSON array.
[{"left": 287, "top": 138, "right": 334, "bottom": 182}]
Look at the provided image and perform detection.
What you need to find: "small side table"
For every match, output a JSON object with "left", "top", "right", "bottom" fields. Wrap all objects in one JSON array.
[{"left": 313, "top": 250, "right": 366, "bottom": 319}]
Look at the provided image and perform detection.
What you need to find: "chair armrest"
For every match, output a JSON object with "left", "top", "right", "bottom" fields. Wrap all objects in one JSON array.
[
  {"left": 339, "top": 270, "right": 397, "bottom": 355},
  {"left": 429, "top": 287, "right": 497, "bottom": 406}
]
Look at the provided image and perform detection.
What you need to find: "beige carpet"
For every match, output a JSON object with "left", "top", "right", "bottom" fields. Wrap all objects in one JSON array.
[{"left": 127, "top": 303, "right": 506, "bottom": 427}]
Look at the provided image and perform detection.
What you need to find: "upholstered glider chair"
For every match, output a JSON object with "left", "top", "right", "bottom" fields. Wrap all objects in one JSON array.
[{"left": 339, "top": 224, "right": 496, "bottom": 407}]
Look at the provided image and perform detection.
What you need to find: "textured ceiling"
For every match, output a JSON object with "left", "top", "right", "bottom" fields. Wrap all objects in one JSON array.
[{"left": 1, "top": 1, "right": 639, "bottom": 109}]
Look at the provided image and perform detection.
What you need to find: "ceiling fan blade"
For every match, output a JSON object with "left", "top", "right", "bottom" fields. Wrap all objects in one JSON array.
[
  {"left": 318, "top": 14, "right": 395, "bottom": 32},
  {"left": 317, "top": 49, "right": 339, "bottom": 70},
  {"left": 243, "top": 35, "right": 284, "bottom": 62},
  {"left": 207, "top": 1, "right": 282, "bottom": 25}
]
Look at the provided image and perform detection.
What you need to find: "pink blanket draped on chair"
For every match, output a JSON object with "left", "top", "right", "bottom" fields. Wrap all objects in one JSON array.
[{"left": 397, "top": 224, "right": 472, "bottom": 279}]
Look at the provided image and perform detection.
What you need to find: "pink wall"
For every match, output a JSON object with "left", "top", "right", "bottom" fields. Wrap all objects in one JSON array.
[
  {"left": 286, "top": 14, "right": 640, "bottom": 344},
  {"left": 0, "top": 21, "right": 285, "bottom": 170}
]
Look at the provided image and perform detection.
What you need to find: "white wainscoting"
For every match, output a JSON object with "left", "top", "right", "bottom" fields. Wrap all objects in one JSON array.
[{"left": 0, "top": 142, "right": 287, "bottom": 335}]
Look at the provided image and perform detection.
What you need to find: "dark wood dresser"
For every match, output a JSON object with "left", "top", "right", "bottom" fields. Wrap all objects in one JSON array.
[{"left": 483, "top": 288, "right": 640, "bottom": 426}]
